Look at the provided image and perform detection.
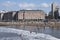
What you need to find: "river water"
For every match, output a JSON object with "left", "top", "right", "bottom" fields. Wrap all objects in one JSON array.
[{"left": 0, "top": 26, "right": 60, "bottom": 40}]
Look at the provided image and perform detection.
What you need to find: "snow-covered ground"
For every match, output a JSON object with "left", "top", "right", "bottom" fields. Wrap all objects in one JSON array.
[{"left": 0, "top": 27, "right": 60, "bottom": 40}]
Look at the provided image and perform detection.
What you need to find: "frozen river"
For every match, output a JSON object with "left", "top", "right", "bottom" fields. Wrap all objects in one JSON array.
[{"left": 0, "top": 26, "right": 60, "bottom": 40}]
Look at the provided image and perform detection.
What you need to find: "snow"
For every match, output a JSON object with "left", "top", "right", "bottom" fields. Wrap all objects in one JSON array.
[{"left": 0, "top": 27, "right": 60, "bottom": 40}]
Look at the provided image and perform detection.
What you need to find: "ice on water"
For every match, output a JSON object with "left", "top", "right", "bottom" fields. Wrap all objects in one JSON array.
[{"left": 0, "top": 27, "right": 60, "bottom": 40}]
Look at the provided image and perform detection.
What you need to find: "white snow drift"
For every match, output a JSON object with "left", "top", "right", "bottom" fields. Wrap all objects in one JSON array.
[{"left": 0, "top": 27, "right": 60, "bottom": 40}]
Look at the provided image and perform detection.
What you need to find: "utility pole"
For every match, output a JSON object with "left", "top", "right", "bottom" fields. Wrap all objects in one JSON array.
[{"left": 23, "top": 11, "right": 25, "bottom": 22}]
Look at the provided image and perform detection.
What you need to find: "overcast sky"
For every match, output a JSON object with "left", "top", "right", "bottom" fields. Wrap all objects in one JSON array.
[{"left": 0, "top": 0, "right": 60, "bottom": 13}]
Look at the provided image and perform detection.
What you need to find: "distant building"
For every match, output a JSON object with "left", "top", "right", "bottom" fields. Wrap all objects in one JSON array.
[
  {"left": 12, "top": 11, "right": 18, "bottom": 21},
  {"left": 0, "top": 10, "right": 46, "bottom": 21},
  {"left": 18, "top": 10, "right": 46, "bottom": 21},
  {"left": 0, "top": 10, "right": 7, "bottom": 13},
  {"left": 58, "top": 9, "right": 60, "bottom": 19},
  {"left": 48, "top": 3, "right": 60, "bottom": 19},
  {"left": 0, "top": 13, "right": 1, "bottom": 21},
  {"left": 51, "top": 3, "right": 57, "bottom": 18},
  {"left": 59, "top": 9, "right": 60, "bottom": 16},
  {"left": 0, "top": 11, "right": 18, "bottom": 21},
  {"left": 2, "top": 12, "right": 13, "bottom": 21}
]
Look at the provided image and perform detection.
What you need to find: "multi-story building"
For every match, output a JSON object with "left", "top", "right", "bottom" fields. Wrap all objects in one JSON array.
[
  {"left": 12, "top": 11, "right": 18, "bottom": 21},
  {"left": 51, "top": 3, "right": 57, "bottom": 18},
  {"left": 0, "top": 10, "right": 46, "bottom": 21},
  {"left": 2, "top": 12, "right": 13, "bottom": 21},
  {"left": 48, "top": 3, "right": 60, "bottom": 19},
  {"left": 18, "top": 10, "right": 46, "bottom": 21}
]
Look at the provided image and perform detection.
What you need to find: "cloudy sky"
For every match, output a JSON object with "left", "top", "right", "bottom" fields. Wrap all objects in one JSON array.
[{"left": 0, "top": 0, "right": 60, "bottom": 13}]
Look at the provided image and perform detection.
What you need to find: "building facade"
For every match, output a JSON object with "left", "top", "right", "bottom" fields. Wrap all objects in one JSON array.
[
  {"left": 51, "top": 3, "right": 57, "bottom": 18},
  {"left": 2, "top": 12, "right": 13, "bottom": 21},
  {"left": 0, "top": 10, "right": 46, "bottom": 21},
  {"left": 18, "top": 10, "right": 46, "bottom": 21},
  {"left": 48, "top": 3, "right": 60, "bottom": 19}
]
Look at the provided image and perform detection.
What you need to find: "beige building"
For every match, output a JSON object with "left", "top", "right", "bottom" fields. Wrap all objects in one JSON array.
[{"left": 18, "top": 10, "right": 46, "bottom": 20}]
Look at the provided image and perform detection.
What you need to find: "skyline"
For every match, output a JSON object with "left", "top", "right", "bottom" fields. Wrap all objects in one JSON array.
[{"left": 0, "top": 0, "right": 60, "bottom": 14}]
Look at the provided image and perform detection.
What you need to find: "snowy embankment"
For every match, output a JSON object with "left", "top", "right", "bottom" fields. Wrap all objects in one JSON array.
[{"left": 0, "top": 27, "right": 60, "bottom": 40}]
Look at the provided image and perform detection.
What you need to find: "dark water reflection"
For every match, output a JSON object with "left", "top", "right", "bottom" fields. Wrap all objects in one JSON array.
[{"left": 0, "top": 26, "right": 60, "bottom": 39}]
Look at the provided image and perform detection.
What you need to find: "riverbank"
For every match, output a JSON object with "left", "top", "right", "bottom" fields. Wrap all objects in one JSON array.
[
  {"left": 0, "top": 21, "right": 60, "bottom": 27},
  {"left": 0, "top": 22, "right": 60, "bottom": 39}
]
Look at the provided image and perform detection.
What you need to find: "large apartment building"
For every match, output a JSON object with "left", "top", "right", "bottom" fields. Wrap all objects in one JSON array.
[{"left": 18, "top": 10, "right": 46, "bottom": 21}]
